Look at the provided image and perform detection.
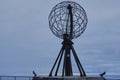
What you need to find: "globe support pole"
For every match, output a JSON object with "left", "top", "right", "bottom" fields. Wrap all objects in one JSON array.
[
  {"left": 49, "top": 34, "right": 86, "bottom": 77},
  {"left": 63, "top": 34, "right": 73, "bottom": 76}
]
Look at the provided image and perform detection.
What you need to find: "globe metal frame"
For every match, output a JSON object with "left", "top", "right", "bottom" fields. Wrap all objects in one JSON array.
[{"left": 49, "top": 1, "right": 88, "bottom": 39}]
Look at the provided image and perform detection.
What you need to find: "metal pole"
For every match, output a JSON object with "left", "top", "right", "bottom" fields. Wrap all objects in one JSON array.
[
  {"left": 67, "top": 4, "right": 73, "bottom": 39},
  {"left": 55, "top": 47, "right": 64, "bottom": 76},
  {"left": 49, "top": 46, "right": 64, "bottom": 76},
  {"left": 71, "top": 45, "right": 86, "bottom": 76}
]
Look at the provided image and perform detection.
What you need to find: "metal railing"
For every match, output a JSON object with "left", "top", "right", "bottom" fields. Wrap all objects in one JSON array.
[
  {"left": 0, "top": 76, "right": 33, "bottom": 80},
  {"left": 0, "top": 75, "right": 119, "bottom": 80}
]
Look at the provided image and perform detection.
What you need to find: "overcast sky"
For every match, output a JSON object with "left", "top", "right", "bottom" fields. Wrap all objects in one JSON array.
[{"left": 0, "top": 0, "right": 120, "bottom": 76}]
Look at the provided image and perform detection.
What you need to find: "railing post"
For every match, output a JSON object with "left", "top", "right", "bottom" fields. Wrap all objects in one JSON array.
[
  {"left": 29, "top": 77, "right": 31, "bottom": 80},
  {"left": 14, "top": 76, "right": 16, "bottom": 80},
  {"left": 0, "top": 76, "right": 1, "bottom": 80}
]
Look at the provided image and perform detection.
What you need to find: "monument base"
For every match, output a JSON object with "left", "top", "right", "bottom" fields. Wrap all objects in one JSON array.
[{"left": 32, "top": 76, "right": 105, "bottom": 80}]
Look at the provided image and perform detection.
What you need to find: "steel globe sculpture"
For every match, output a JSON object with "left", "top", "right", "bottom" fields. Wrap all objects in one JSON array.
[
  {"left": 48, "top": 1, "right": 88, "bottom": 77},
  {"left": 49, "top": 1, "right": 88, "bottom": 39},
  {"left": 32, "top": 1, "right": 105, "bottom": 80}
]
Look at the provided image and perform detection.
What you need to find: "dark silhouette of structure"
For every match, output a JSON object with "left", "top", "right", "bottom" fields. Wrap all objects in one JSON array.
[
  {"left": 33, "top": 70, "right": 37, "bottom": 77},
  {"left": 100, "top": 72, "right": 106, "bottom": 77},
  {"left": 48, "top": 1, "right": 87, "bottom": 77}
]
